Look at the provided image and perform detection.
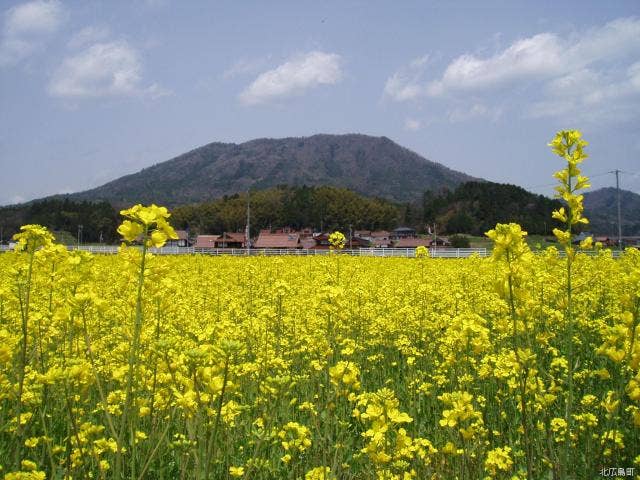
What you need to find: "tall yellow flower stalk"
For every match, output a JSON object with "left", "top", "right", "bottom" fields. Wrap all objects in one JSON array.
[
  {"left": 548, "top": 130, "right": 591, "bottom": 479},
  {"left": 11, "top": 225, "right": 54, "bottom": 469},
  {"left": 328, "top": 231, "right": 346, "bottom": 252},
  {"left": 328, "top": 230, "right": 346, "bottom": 283},
  {"left": 115, "top": 204, "right": 177, "bottom": 477},
  {"left": 485, "top": 223, "right": 534, "bottom": 479},
  {"left": 549, "top": 130, "right": 591, "bottom": 253}
]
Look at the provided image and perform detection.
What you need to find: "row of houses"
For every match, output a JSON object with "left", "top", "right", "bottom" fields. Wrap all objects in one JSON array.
[
  {"left": 168, "top": 227, "right": 453, "bottom": 250},
  {"left": 565, "top": 232, "right": 640, "bottom": 248}
]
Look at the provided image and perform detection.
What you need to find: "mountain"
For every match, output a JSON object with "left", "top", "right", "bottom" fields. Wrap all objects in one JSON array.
[
  {"left": 66, "top": 134, "right": 476, "bottom": 205},
  {"left": 421, "top": 181, "right": 563, "bottom": 236},
  {"left": 583, "top": 187, "right": 640, "bottom": 236}
]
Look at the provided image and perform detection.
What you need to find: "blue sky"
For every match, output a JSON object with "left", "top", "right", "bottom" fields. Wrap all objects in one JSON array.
[{"left": 1, "top": 0, "right": 639, "bottom": 206}]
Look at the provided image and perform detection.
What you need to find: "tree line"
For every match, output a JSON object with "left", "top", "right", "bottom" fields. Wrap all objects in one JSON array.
[
  {"left": 171, "top": 185, "right": 401, "bottom": 235},
  {"left": 0, "top": 199, "right": 119, "bottom": 244},
  {"left": 418, "top": 181, "right": 563, "bottom": 236},
  {"left": 0, "top": 182, "right": 563, "bottom": 244}
]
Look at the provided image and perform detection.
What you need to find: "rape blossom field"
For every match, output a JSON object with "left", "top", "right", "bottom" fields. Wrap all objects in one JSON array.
[{"left": 0, "top": 132, "right": 639, "bottom": 480}]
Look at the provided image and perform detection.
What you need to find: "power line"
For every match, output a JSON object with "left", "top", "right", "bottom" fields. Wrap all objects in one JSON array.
[
  {"left": 524, "top": 170, "right": 614, "bottom": 191},
  {"left": 527, "top": 169, "right": 634, "bottom": 247}
]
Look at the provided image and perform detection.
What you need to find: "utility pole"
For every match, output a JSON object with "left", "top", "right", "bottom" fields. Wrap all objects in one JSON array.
[
  {"left": 245, "top": 190, "right": 251, "bottom": 254},
  {"left": 615, "top": 169, "right": 622, "bottom": 249},
  {"left": 349, "top": 224, "right": 353, "bottom": 250},
  {"left": 77, "top": 224, "right": 83, "bottom": 249}
]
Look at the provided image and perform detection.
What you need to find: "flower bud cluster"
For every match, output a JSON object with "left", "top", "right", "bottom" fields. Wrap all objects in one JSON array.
[
  {"left": 548, "top": 130, "right": 592, "bottom": 252},
  {"left": 117, "top": 204, "right": 178, "bottom": 248}
]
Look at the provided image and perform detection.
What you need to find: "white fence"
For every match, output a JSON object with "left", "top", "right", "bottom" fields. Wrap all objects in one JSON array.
[
  {"left": 0, "top": 244, "right": 629, "bottom": 258},
  {"left": 0, "top": 244, "right": 487, "bottom": 258}
]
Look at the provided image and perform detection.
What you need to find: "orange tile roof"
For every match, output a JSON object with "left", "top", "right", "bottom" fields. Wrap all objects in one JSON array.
[
  {"left": 254, "top": 232, "right": 301, "bottom": 248},
  {"left": 174, "top": 230, "right": 189, "bottom": 240},
  {"left": 221, "top": 232, "right": 246, "bottom": 242},
  {"left": 194, "top": 235, "right": 219, "bottom": 248},
  {"left": 394, "top": 238, "right": 432, "bottom": 248}
]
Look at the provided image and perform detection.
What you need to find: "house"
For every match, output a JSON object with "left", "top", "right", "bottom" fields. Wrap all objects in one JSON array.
[
  {"left": 354, "top": 230, "right": 392, "bottom": 247},
  {"left": 350, "top": 236, "right": 371, "bottom": 248},
  {"left": 166, "top": 230, "right": 190, "bottom": 247},
  {"left": 308, "top": 233, "right": 370, "bottom": 249},
  {"left": 194, "top": 235, "right": 219, "bottom": 249},
  {"left": 429, "top": 237, "right": 451, "bottom": 247},
  {"left": 393, "top": 237, "right": 432, "bottom": 248},
  {"left": 572, "top": 232, "right": 594, "bottom": 245},
  {"left": 301, "top": 237, "right": 317, "bottom": 249},
  {"left": 298, "top": 228, "right": 314, "bottom": 238},
  {"left": 254, "top": 232, "right": 301, "bottom": 249},
  {"left": 391, "top": 227, "right": 416, "bottom": 239},
  {"left": 308, "top": 233, "right": 333, "bottom": 249},
  {"left": 214, "top": 232, "right": 247, "bottom": 249},
  {"left": 623, "top": 236, "right": 640, "bottom": 247},
  {"left": 594, "top": 236, "right": 616, "bottom": 247},
  {"left": 371, "top": 230, "right": 391, "bottom": 248}
]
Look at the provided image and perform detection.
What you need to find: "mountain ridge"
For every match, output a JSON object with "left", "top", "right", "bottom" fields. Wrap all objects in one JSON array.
[
  {"left": 62, "top": 133, "right": 477, "bottom": 206},
  {"left": 583, "top": 187, "right": 640, "bottom": 236}
]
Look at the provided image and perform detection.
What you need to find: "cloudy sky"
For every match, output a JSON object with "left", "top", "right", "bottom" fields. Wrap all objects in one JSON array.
[{"left": 1, "top": 0, "right": 639, "bottom": 205}]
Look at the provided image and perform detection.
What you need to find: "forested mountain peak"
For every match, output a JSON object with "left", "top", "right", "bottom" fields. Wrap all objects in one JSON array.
[{"left": 64, "top": 134, "right": 476, "bottom": 205}]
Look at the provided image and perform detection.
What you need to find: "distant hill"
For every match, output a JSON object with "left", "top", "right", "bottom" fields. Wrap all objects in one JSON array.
[
  {"left": 0, "top": 198, "right": 119, "bottom": 244},
  {"left": 583, "top": 187, "right": 640, "bottom": 236},
  {"left": 421, "top": 181, "right": 563, "bottom": 236},
  {"left": 64, "top": 134, "right": 476, "bottom": 205},
  {"left": 172, "top": 185, "right": 402, "bottom": 235},
  {"left": 173, "top": 181, "right": 564, "bottom": 237}
]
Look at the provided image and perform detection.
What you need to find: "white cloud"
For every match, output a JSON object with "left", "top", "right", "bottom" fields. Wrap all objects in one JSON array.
[
  {"left": 0, "top": 0, "right": 64, "bottom": 66},
  {"left": 48, "top": 41, "right": 169, "bottom": 98},
  {"left": 384, "top": 73, "right": 424, "bottom": 102},
  {"left": 448, "top": 103, "right": 502, "bottom": 123},
  {"left": 426, "top": 17, "right": 640, "bottom": 96},
  {"left": 68, "top": 25, "right": 110, "bottom": 49},
  {"left": 0, "top": 37, "right": 34, "bottom": 65},
  {"left": 427, "top": 33, "right": 563, "bottom": 95},
  {"left": 385, "top": 17, "right": 640, "bottom": 125},
  {"left": 239, "top": 51, "right": 342, "bottom": 105},
  {"left": 568, "top": 17, "right": 640, "bottom": 65},
  {"left": 544, "top": 68, "right": 603, "bottom": 98},
  {"left": 403, "top": 118, "right": 421, "bottom": 131},
  {"left": 5, "top": 0, "right": 63, "bottom": 36},
  {"left": 384, "top": 54, "right": 429, "bottom": 102},
  {"left": 386, "top": 16, "right": 640, "bottom": 100},
  {"left": 529, "top": 63, "right": 640, "bottom": 122},
  {"left": 223, "top": 55, "right": 272, "bottom": 80}
]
